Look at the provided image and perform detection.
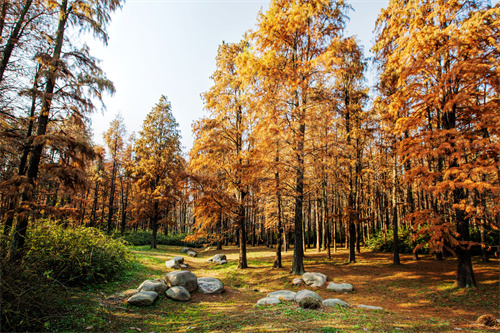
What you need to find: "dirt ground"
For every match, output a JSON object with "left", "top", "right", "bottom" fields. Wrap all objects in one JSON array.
[{"left": 94, "top": 245, "right": 499, "bottom": 332}]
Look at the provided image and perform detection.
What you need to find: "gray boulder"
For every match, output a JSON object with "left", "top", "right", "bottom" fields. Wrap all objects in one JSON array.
[
  {"left": 215, "top": 259, "right": 227, "bottom": 265},
  {"left": 267, "top": 290, "right": 296, "bottom": 301},
  {"left": 165, "top": 259, "right": 181, "bottom": 269},
  {"left": 292, "top": 278, "right": 303, "bottom": 286},
  {"left": 323, "top": 298, "right": 349, "bottom": 308},
  {"left": 213, "top": 254, "right": 226, "bottom": 261},
  {"left": 198, "top": 277, "right": 224, "bottom": 294},
  {"left": 256, "top": 297, "right": 280, "bottom": 305},
  {"left": 294, "top": 289, "right": 323, "bottom": 303},
  {"left": 165, "top": 271, "right": 198, "bottom": 292},
  {"left": 137, "top": 279, "right": 168, "bottom": 294},
  {"left": 166, "top": 286, "right": 191, "bottom": 301},
  {"left": 166, "top": 256, "right": 185, "bottom": 269},
  {"left": 327, "top": 282, "right": 353, "bottom": 292},
  {"left": 302, "top": 272, "right": 327, "bottom": 287},
  {"left": 181, "top": 247, "right": 191, "bottom": 253},
  {"left": 358, "top": 304, "right": 383, "bottom": 310},
  {"left": 187, "top": 250, "right": 198, "bottom": 257},
  {"left": 127, "top": 291, "right": 158, "bottom": 306},
  {"left": 172, "top": 256, "right": 184, "bottom": 264}
]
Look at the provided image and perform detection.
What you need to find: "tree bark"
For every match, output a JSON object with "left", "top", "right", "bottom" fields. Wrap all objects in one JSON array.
[
  {"left": 7, "top": 0, "right": 69, "bottom": 262},
  {"left": 0, "top": 0, "right": 33, "bottom": 83},
  {"left": 237, "top": 202, "right": 247, "bottom": 269}
]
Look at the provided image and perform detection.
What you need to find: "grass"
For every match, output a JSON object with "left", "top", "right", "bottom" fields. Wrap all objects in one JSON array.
[{"left": 48, "top": 245, "right": 499, "bottom": 332}]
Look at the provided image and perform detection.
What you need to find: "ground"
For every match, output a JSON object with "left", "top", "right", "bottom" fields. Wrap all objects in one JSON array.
[{"left": 65, "top": 245, "right": 499, "bottom": 332}]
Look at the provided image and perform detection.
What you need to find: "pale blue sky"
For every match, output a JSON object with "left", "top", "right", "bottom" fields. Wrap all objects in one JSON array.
[{"left": 88, "top": 0, "right": 389, "bottom": 153}]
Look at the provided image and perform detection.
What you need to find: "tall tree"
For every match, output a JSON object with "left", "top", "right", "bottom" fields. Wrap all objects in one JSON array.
[
  {"left": 103, "top": 113, "right": 125, "bottom": 234},
  {"left": 131, "top": 96, "right": 182, "bottom": 249},
  {"left": 191, "top": 41, "right": 252, "bottom": 269},
  {"left": 6, "top": 0, "right": 122, "bottom": 261},
  {"left": 247, "top": 0, "right": 348, "bottom": 274},
  {"left": 374, "top": 0, "right": 500, "bottom": 287}
]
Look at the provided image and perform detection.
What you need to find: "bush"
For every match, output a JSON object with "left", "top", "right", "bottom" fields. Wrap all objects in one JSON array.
[
  {"left": 368, "top": 227, "right": 429, "bottom": 254},
  {"left": 1, "top": 221, "right": 132, "bottom": 332},
  {"left": 115, "top": 230, "right": 204, "bottom": 248},
  {"left": 24, "top": 220, "right": 133, "bottom": 286}
]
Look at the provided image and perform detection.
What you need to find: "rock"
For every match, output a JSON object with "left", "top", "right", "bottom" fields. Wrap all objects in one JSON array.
[
  {"left": 256, "top": 297, "right": 280, "bottom": 305},
  {"left": 358, "top": 304, "right": 383, "bottom": 311},
  {"left": 212, "top": 254, "right": 227, "bottom": 264},
  {"left": 323, "top": 298, "right": 349, "bottom": 308},
  {"left": 327, "top": 282, "right": 353, "bottom": 292},
  {"left": 187, "top": 250, "right": 198, "bottom": 257},
  {"left": 166, "top": 286, "right": 191, "bottom": 301},
  {"left": 302, "top": 272, "right": 327, "bottom": 287},
  {"left": 292, "top": 278, "right": 303, "bottom": 286},
  {"left": 477, "top": 315, "right": 497, "bottom": 327},
  {"left": 267, "top": 290, "right": 296, "bottom": 301},
  {"left": 180, "top": 264, "right": 188, "bottom": 268},
  {"left": 165, "top": 271, "right": 198, "bottom": 292},
  {"left": 137, "top": 279, "right": 168, "bottom": 294},
  {"left": 181, "top": 247, "right": 191, "bottom": 253},
  {"left": 299, "top": 297, "right": 322, "bottom": 309},
  {"left": 213, "top": 254, "right": 227, "bottom": 261},
  {"left": 198, "top": 277, "right": 224, "bottom": 294},
  {"left": 172, "top": 256, "right": 184, "bottom": 264},
  {"left": 127, "top": 291, "right": 158, "bottom": 306},
  {"left": 165, "top": 259, "right": 181, "bottom": 269},
  {"left": 207, "top": 258, "right": 213, "bottom": 262},
  {"left": 123, "top": 289, "right": 138, "bottom": 297},
  {"left": 294, "top": 290, "right": 323, "bottom": 303}
]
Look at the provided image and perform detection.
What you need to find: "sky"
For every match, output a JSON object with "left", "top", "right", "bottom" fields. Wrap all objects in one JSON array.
[{"left": 87, "top": 0, "right": 389, "bottom": 153}]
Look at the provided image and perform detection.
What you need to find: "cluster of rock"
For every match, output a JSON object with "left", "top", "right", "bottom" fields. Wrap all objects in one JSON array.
[
  {"left": 257, "top": 272, "right": 382, "bottom": 310},
  {"left": 126, "top": 265, "right": 224, "bottom": 306},
  {"left": 256, "top": 289, "right": 348, "bottom": 308},
  {"left": 181, "top": 247, "right": 198, "bottom": 257},
  {"left": 165, "top": 256, "right": 188, "bottom": 269},
  {"left": 207, "top": 253, "right": 228, "bottom": 265}
]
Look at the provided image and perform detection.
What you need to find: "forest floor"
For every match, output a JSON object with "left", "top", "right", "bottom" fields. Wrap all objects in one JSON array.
[{"left": 60, "top": 245, "right": 499, "bottom": 332}]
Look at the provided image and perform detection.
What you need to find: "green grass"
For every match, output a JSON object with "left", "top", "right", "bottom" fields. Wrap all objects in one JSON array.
[{"left": 40, "top": 245, "right": 499, "bottom": 333}]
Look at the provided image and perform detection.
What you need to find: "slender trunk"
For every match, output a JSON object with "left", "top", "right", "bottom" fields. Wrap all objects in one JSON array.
[
  {"left": 0, "top": 0, "right": 8, "bottom": 36},
  {"left": 151, "top": 200, "right": 159, "bottom": 249},
  {"left": 89, "top": 180, "right": 99, "bottom": 227},
  {"left": 291, "top": 120, "right": 306, "bottom": 275},
  {"left": 7, "top": 0, "right": 69, "bottom": 262},
  {"left": 107, "top": 158, "right": 117, "bottom": 234},
  {"left": 392, "top": 146, "right": 401, "bottom": 265},
  {"left": 0, "top": 0, "right": 33, "bottom": 83},
  {"left": 237, "top": 202, "right": 247, "bottom": 269},
  {"left": 273, "top": 153, "right": 283, "bottom": 268}
]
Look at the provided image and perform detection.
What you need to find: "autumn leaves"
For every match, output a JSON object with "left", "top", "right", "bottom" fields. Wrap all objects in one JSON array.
[{"left": 189, "top": 0, "right": 499, "bottom": 286}]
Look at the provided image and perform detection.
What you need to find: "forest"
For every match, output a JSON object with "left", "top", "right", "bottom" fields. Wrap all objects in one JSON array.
[{"left": 1, "top": 0, "right": 499, "bottom": 332}]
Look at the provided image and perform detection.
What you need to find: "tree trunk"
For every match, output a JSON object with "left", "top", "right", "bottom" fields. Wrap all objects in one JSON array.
[
  {"left": 7, "top": 0, "right": 69, "bottom": 262},
  {"left": 455, "top": 191, "right": 476, "bottom": 288},
  {"left": 0, "top": 0, "right": 33, "bottom": 83},
  {"left": 392, "top": 147, "right": 401, "bottom": 265},
  {"left": 291, "top": 120, "right": 306, "bottom": 275},
  {"left": 273, "top": 165, "right": 283, "bottom": 268},
  {"left": 151, "top": 200, "right": 159, "bottom": 249},
  {"left": 237, "top": 203, "right": 247, "bottom": 269},
  {"left": 107, "top": 159, "right": 117, "bottom": 234}
]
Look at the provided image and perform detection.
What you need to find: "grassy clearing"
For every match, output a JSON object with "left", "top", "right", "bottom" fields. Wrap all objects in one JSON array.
[{"left": 50, "top": 245, "right": 499, "bottom": 332}]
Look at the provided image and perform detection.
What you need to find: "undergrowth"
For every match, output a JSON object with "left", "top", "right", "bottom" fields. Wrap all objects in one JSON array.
[{"left": 1, "top": 221, "right": 133, "bottom": 332}]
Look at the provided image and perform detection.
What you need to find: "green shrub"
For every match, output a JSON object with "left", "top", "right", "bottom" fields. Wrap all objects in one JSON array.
[
  {"left": 115, "top": 230, "right": 204, "bottom": 247},
  {"left": 24, "top": 221, "right": 132, "bottom": 286},
  {"left": 368, "top": 227, "right": 429, "bottom": 254}
]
